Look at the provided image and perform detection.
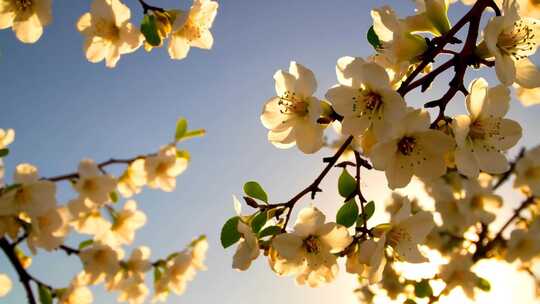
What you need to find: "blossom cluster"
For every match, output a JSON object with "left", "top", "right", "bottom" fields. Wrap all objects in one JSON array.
[
  {"left": 225, "top": 0, "right": 540, "bottom": 302},
  {"left": 0, "top": 117, "right": 207, "bottom": 303},
  {"left": 0, "top": 0, "right": 219, "bottom": 67}
]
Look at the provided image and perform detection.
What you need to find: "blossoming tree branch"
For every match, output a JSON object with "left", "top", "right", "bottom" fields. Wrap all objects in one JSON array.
[
  {"left": 0, "top": 117, "right": 209, "bottom": 304},
  {"left": 0, "top": 0, "right": 220, "bottom": 303},
  {"left": 221, "top": 0, "right": 540, "bottom": 302},
  {"left": 0, "top": 0, "right": 218, "bottom": 67}
]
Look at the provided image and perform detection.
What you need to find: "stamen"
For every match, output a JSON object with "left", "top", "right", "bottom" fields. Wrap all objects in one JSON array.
[
  {"left": 278, "top": 91, "right": 308, "bottom": 116},
  {"left": 497, "top": 19, "right": 538, "bottom": 60},
  {"left": 398, "top": 136, "right": 416, "bottom": 156},
  {"left": 15, "top": 0, "right": 32, "bottom": 11},
  {"left": 304, "top": 236, "right": 319, "bottom": 254}
]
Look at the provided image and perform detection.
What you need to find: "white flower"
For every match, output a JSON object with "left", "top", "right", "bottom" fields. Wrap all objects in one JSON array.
[
  {"left": 79, "top": 242, "right": 123, "bottom": 284},
  {"left": 345, "top": 239, "right": 386, "bottom": 284},
  {"left": 0, "top": 163, "right": 56, "bottom": 218},
  {"left": 0, "top": 0, "right": 52, "bottom": 43},
  {"left": 117, "top": 159, "right": 146, "bottom": 198},
  {"left": 163, "top": 237, "right": 208, "bottom": 296},
  {"left": 76, "top": 0, "right": 143, "bottom": 68},
  {"left": 68, "top": 197, "right": 111, "bottom": 237},
  {"left": 439, "top": 253, "right": 478, "bottom": 299},
  {"left": 27, "top": 206, "right": 70, "bottom": 253},
  {"left": 325, "top": 57, "right": 406, "bottom": 140},
  {"left": 506, "top": 220, "right": 540, "bottom": 262},
  {"left": 481, "top": 0, "right": 540, "bottom": 87},
  {"left": 374, "top": 200, "right": 434, "bottom": 264},
  {"left": 0, "top": 273, "right": 11, "bottom": 297},
  {"left": 460, "top": 174, "right": 502, "bottom": 224},
  {"left": 260, "top": 62, "right": 325, "bottom": 154},
  {"left": 116, "top": 276, "right": 148, "bottom": 304},
  {"left": 74, "top": 159, "right": 116, "bottom": 205},
  {"left": 168, "top": 0, "right": 218, "bottom": 60},
  {"left": 106, "top": 246, "right": 151, "bottom": 293},
  {"left": 111, "top": 200, "right": 146, "bottom": 244},
  {"left": 0, "top": 129, "right": 14, "bottom": 188},
  {"left": 452, "top": 78, "right": 522, "bottom": 177},
  {"left": 232, "top": 221, "right": 259, "bottom": 271},
  {"left": 371, "top": 6, "right": 428, "bottom": 65},
  {"left": 370, "top": 108, "right": 454, "bottom": 189},
  {"left": 0, "top": 129, "right": 14, "bottom": 149},
  {"left": 271, "top": 207, "right": 352, "bottom": 287},
  {"left": 438, "top": 197, "right": 474, "bottom": 234},
  {"left": 349, "top": 201, "right": 433, "bottom": 283},
  {"left": 145, "top": 146, "right": 188, "bottom": 192},
  {"left": 407, "top": 0, "right": 452, "bottom": 36},
  {"left": 58, "top": 274, "right": 93, "bottom": 304},
  {"left": 514, "top": 145, "right": 540, "bottom": 196}
]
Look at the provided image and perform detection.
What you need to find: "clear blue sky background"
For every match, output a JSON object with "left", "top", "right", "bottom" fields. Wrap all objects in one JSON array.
[{"left": 1, "top": 1, "right": 539, "bottom": 303}]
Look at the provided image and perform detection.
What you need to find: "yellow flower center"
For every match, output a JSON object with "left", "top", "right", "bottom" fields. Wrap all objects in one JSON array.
[
  {"left": 94, "top": 18, "right": 120, "bottom": 41},
  {"left": 497, "top": 20, "right": 537, "bottom": 60},
  {"left": 397, "top": 136, "right": 416, "bottom": 156},
  {"left": 156, "top": 162, "right": 169, "bottom": 176},
  {"left": 15, "top": 0, "right": 32, "bottom": 12},
  {"left": 363, "top": 91, "right": 383, "bottom": 111},
  {"left": 179, "top": 19, "right": 202, "bottom": 41},
  {"left": 303, "top": 236, "right": 320, "bottom": 254},
  {"left": 352, "top": 90, "right": 384, "bottom": 121},
  {"left": 93, "top": 249, "right": 108, "bottom": 264},
  {"left": 82, "top": 179, "right": 97, "bottom": 193},
  {"left": 278, "top": 91, "right": 309, "bottom": 117},
  {"left": 38, "top": 215, "right": 50, "bottom": 227}
]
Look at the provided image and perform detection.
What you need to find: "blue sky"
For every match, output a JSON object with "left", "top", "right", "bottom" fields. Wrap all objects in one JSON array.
[{"left": 1, "top": 0, "right": 539, "bottom": 303}]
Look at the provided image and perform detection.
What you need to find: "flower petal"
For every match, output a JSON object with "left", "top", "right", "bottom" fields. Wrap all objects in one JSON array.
[
  {"left": 293, "top": 207, "right": 325, "bottom": 237},
  {"left": 515, "top": 57, "right": 540, "bottom": 88},
  {"left": 318, "top": 223, "right": 352, "bottom": 253},
  {"left": 272, "top": 233, "right": 303, "bottom": 260}
]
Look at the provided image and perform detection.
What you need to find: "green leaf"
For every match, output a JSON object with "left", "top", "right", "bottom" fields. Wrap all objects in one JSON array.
[
  {"left": 153, "top": 265, "right": 163, "bottom": 282},
  {"left": 174, "top": 117, "right": 188, "bottom": 141},
  {"left": 336, "top": 199, "right": 359, "bottom": 228},
  {"left": 367, "top": 26, "right": 382, "bottom": 50},
  {"left": 38, "top": 284, "right": 52, "bottom": 304},
  {"left": 78, "top": 239, "right": 94, "bottom": 250},
  {"left": 403, "top": 300, "right": 417, "bottom": 304},
  {"left": 258, "top": 225, "right": 282, "bottom": 238},
  {"left": 140, "top": 14, "right": 161, "bottom": 46},
  {"left": 251, "top": 211, "right": 267, "bottom": 233},
  {"left": 0, "top": 148, "right": 9, "bottom": 158},
  {"left": 414, "top": 279, "right": 433, "bottom": 298},
  {"left": 357, "top": 201, "right": 375, "bottom": 226},
  {"left": 179, "top": 129, "right": 206, "bottom": 141},
  {"left": 109, "top": 191, "right": 119, "bottom": 203},
  {"left": 243, "top": 181, "right": 268, "bottom": 203},
  {"left": 220, "top": 216, "right": 241, "bottom": 248},
  {"left": 338, "top": 169, "right": 356, "bottom": 198},
  {"left": 476, "top": 277, "right": 491, "bottom": 291}
]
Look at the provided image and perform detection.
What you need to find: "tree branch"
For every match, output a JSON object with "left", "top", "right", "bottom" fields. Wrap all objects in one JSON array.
[
  {"left": 0, "top": 238, "right": 36, "bottom": 304},
  {"left": 137, "top": 0, "right": 165, "bottom": 14}
]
